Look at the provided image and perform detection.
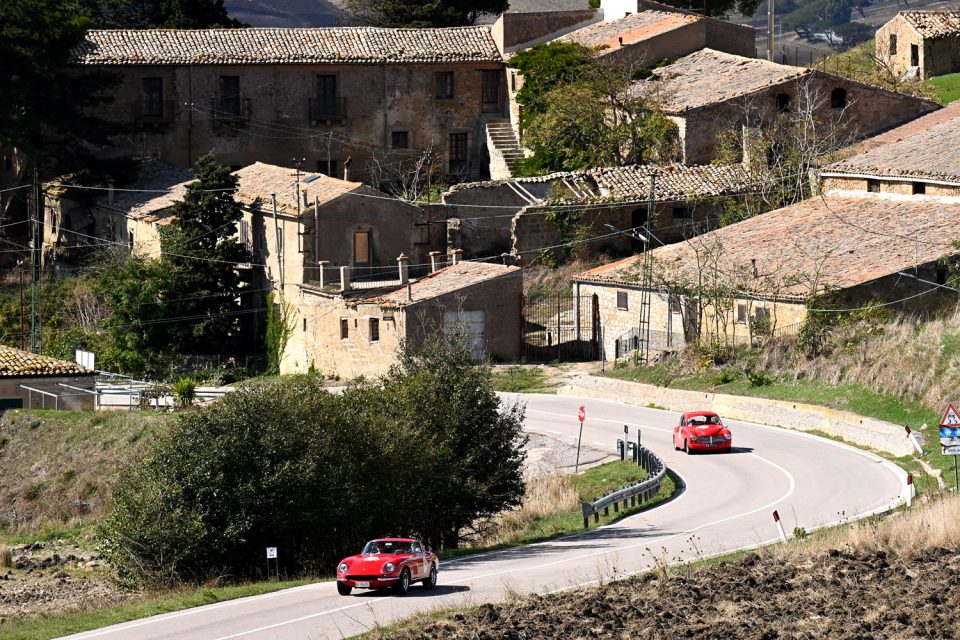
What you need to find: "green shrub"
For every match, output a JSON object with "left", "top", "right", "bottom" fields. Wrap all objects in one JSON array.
[
  {"left": 712, "top": 368, "right": 737, "bottom": 385},
  {"left": 172, "top": 377, "right": 197, "bottom": 408},
  {"left": 746, "top": 369, "right": 774, "bottom": 387},
  {"left": 24, "top": 481, "right": 47, "bottom": 501}
]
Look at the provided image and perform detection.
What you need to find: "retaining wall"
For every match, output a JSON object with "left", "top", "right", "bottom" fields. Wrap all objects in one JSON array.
[{"left": 559, "top": 375, "right": 914, "bottom": 457}]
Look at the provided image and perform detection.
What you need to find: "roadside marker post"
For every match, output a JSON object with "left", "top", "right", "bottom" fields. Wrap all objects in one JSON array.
[
  {"left": 907, "top": 474, "right": 914, "bottom": 508},
  {"left": 637, "top": 428, "right": 642, "bottom": 468},
  {"left": 575, "top": 405, "right": 585, "bottom": 472},
  {"left": 773, "top": 510, "right": 788, "bottom": 543},
  {"left": 905, "top": 425, "right": 924, "bottom": 456},
  {"left": 266, "top": 547, "right": 278, "bottom": 581}
]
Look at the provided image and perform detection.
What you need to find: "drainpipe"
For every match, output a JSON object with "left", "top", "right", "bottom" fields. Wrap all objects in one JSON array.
[
  {"left": 314, "top": 195, "right": 320, "bottom": 281},
  {"left": 382, "top": 64, "right": 390, "bottom": 150},
  {"left": 272, "top": 193, "right": 284, "bottom": 290}
]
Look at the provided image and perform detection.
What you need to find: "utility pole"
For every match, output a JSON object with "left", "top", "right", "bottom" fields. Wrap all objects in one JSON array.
[
  {"left": 636, "top": 174, "right": 655, "bottom": 366},
  {"left": 767, "top": 0, "right": 776, "bottom": 61},
  {"left": 31, "top": 169, "right": 41, "bottom": 353},
  {"left": 17, "top": 260, "right": 24, "bottom": 351}
]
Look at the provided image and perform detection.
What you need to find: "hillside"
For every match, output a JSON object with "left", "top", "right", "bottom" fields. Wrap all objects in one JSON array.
[{"left": 0, "top": 410, "right": 175, "bottom": 539}]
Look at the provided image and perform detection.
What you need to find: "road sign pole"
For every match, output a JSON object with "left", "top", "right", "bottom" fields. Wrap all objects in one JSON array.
[
  {"left": 575, "top": 421, "right": 583, "bottom": 473},
  {"left": 955, "top": 456, "right": 958, "bottom": 492}
]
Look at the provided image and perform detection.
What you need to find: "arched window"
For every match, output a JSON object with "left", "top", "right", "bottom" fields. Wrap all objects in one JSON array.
[
  {"left": 831, "top": 87, "right": 847, "bottom": 109},
  {"left": 775, "top": 93, "right": 790, "bottom": 113}
]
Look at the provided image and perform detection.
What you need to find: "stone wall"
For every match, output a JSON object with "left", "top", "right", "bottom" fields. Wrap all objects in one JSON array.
[
  {"left": 599, "top": 21, "right": 706, "bottom": 67},
  {"left": 876, "top": 17, "right": 960, "bottom": 80},
  {"left": 493, "top": 10, "right": 600, "bottom": 52},
  {"left": 823, "top": 176, "right": 960, "bottom": 196},
  {"left": 558, "top": 375, "right": 915, "bottom": 456},
  {"left": 92, "top": 61, "right": 506, "bottom": 180}
]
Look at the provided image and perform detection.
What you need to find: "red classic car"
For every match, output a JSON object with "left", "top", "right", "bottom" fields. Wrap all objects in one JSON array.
[
  {"left": 336, "top": 537, "right": 438, "bottom": 595},
  {"left": 673, "top": 411, "right": 732, "bottom": 454}
]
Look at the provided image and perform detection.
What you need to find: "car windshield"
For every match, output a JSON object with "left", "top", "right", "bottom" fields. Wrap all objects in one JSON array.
[
  {"left": 362, "top": 540, "right": 412, "bottom": 555},
  {"left": 689, "top": 415, "right": 721, "bottom": 425}
]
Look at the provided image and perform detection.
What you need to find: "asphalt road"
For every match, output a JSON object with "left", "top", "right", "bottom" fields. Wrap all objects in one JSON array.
[{"left": 61, "top": 393, "right": 907, "bottom": 640}]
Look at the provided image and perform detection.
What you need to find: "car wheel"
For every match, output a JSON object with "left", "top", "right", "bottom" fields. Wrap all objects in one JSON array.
[
  {"left": 337, "top": 582, "right": 352, "bottom": 596},
  {"left": 684, "top": 440, "right": 693, "bottom": 455},
  {"left": 393, "top": 568, "right": 411, "bottom": 595},
  {"left": 422, "top": 564, "right": 438, "bottom": 589}
]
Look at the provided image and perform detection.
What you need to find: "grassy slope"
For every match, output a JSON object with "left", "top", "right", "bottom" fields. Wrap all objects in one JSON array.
[
  {"left": 0, "top": 409, "right": 175, "bottom": 541},
  {"left": 491, "top": 366, "right": 555, "bottom": 394},
  {"left": 928, "top": 73, "right": 960, "bottom": 103}
]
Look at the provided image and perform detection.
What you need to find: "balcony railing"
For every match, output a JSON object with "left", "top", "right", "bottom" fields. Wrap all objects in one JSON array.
[
  {"left": 309, "top": 97, "right": 347, "bottom": 123},
  {"left": 134, "top": 98, "right": 174, "bottom": 124},
  {"left": 211, "top": 96, "right": 251, "bottom": 123}
]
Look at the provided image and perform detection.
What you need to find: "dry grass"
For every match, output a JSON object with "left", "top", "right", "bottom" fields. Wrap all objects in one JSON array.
[
  {"left": 474, "top": 473, "right": 580, "bottom": 547},
  {"left": 522, "top": 258, "right": 605, "bottom": 300},
  {"left": 0, "top": 545, "right": 12, "bottom": 568}
]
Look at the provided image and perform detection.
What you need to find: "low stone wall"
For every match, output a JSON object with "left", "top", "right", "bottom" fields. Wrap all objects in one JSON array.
[{"left": 559, "top": 375, "right": 914, "bottom": 457}]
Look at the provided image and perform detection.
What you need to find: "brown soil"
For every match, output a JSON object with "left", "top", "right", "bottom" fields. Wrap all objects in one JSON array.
[
  {"left": 383, "top": 548, "right": 960, "bottom": 639},
  {"left": 0, "top": 540, "right": 131, "bottom": 623}
]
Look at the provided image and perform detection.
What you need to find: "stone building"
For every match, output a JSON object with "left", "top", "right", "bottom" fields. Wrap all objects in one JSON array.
[
  {"left": 282, "top": 260, "right": 522, "bottom": 378},
  {"left": 72, "top": 27, "right": 508, "bottom": 181},
  {"left": 441, "top": 163, "right": 754, "bottom": 260},
  {"left": 821, "top": 100, "right": 960, "bottom": 195},
  {"left": 876, "top": 12, "right": 960, "bottom": 80},
  {"left": 574, "top": 188, "right": 960, "bottom": 360},
  {"left": 0, "top": 346, "right": 96, "bottom": 411},
  {"left": 635, "top": 49, "right": 939, "bottom": 164}
]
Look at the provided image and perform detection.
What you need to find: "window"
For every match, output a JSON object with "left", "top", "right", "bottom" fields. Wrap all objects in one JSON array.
[
  {"left": 482, "top": 70, "right": 501, "bottom": 113},
  {"left": 669, "top": 295, "right": 682, "bottom": 314},
  {"left": 448, "top": 132, "right": 468, "bottom": 174},
  {"left": 617, "top": 291, "right": 628, "bottom": 310},
  {"left": 239, "top": 219, "right": 250, "bottom": 248},
  {"left": 314, "top": 75, "right": 341, "bottom": 118},
  {"left": 754, "top": 307, "right": 770, "bottom": 322},
  {"left": 867, "top": 179, "right": 881, "bottom": 193},
  {"left": 353, "top": 230, "right": 370, "bottom": 265},
  {"left": 141, "top": 77, "right": 164, "bottom": 118},
  {"left": 218, "top": 76, "right": 241, "bottom": 116},
  {"left": 435, "top": 71, "right": 455, "bottom": 99},
  {"left": 830, "top": 87, "right": 847, "bottom": 109},
  {"left": 775, "top": 93, "right": 790, "bottom": 113},
  {"left": 391, "top": 131, "right": 409, "bottom": 149},
  {"left": 303, "top": 318, "right": 307, "bottom": 331},
  {"left": 913, "top": 182, "right": 926, "bottom": 195},
  {"left": 889, "top": 34, "right": 897, "bottom": 56},
  {"left": 369, "top": 318, "right": 380, "bottom": 342},
  {"left": 937, "top": 269, "right": 948, "bottom": 285},
  {"left": 737, "top": 303, "right": 747, "bottom": 323},
  {"left": 316, "top": 160, "right": 339, "bottom": 178},
  {"left": 340, "top": 318, "right": 349, "bottom": 339},
  {"left": 672, "top": 206, "right": 692, "bottom": 219},
  {"left": 128, "top": 229, "right": 135, "bottom": 249}
]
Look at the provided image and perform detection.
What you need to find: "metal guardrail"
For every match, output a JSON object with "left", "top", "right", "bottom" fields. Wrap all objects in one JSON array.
[{"left": 580, "top": 445, "right": 667, "bottom": 528}]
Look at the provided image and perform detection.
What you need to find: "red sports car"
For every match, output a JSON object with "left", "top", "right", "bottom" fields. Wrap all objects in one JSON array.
[
  {"left": 673, "top": 411, "right": 732, "bottom": 454},
  {"left": 336, "top": 537, "right": 438, "bottom": 595}
]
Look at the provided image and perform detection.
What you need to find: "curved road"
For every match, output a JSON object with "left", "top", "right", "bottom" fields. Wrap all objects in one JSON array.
[{"left": 61, "top": 393, "right": 907, "bottom": 640}]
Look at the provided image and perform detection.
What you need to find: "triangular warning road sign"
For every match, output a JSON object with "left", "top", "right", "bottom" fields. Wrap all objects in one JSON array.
[{"left": 942, "top": 403, "right": 960, "bottom": 427}]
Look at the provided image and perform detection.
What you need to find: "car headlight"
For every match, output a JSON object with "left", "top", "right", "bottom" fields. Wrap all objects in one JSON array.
[
  {"left": 690, "top": 434, "right": 698, "bottom": 442},
  {"left": 338, "top": 563, "right": 349, "bottom": 574},
  {"left": 383, "top": 562, "right": 395, "bottom": 574},
  {"left": 724, "top": 433, "right": 732, "bottom": 440}
]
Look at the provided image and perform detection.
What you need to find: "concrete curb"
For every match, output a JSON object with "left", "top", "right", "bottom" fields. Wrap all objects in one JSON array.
[{"left": 557, "top": 375, "right": 914, "bottom": 457}]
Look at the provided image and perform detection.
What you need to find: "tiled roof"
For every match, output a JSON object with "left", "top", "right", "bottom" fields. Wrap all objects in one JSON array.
[
  {"left": 899, "top": 11, "right": 960, "bottom": 38},
  {"left": 0, "top": 346, "right": 95, "bottom": 378},
  {"left": 637, "top": 49, "right": 810, "bottom": 112},
  {"left": 574, "top": 193, "right": 960, "bottom": 299},
  {"left": 74, "top": 27, "right": 502, "bottom": 66},
  {"left": 95, "top": 161, "right": 193, "bottom": 222},
  {"left": 824, "top": 102, "right": 960, "bottom": 182},
  {"left": 378, "top": 261, "right": 520, "bottom": 306},
  {"left": 446, "top": 163, "right": 752, "bottom": 204},
  {"left": 233, "top": 162, "right": 363, "bottom": 214},
  {"left": 557, "top": 10, "right": 699, "bottom": 53}
]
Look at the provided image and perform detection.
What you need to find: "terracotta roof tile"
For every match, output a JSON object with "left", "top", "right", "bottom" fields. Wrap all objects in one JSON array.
[
  {"left": 74, "top": 27, "right": 502, "bottom": 65},
  {"left": 558, "top": 11, "right": 699, "bottom": 54},
  {"left": 0, "top": 346, "right": 94, "bottom": 378},
  {"left": 574, "top": 194, "right": 960, "bottom": 299},
  {"left": 378, "top": 261, "right": 520, "bottom": 305},
  {"left": 95, "top": 160, "right": 193, "bottom": 222},
  {"left": 899, "top": 11, "right": 960, "bottom": 38},
  {"left": 233, "top": 162, "right": 364, "bottom": 214},
  {"left": 824, "top": 103, "right": 960, "bottom": 182},
  {"left": 637, "top": 49, "right": 811, "bottom": 112}
]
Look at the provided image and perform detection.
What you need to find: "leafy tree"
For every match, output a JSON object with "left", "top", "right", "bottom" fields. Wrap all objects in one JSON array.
[
  {"left": 508, "top": 42, "right": 594, "bottom": 122},
  {"left": 0, "top": 0, "right": 118, "bottom": 171},
  {"left": 519, "top": 62, "right": 680, "bottom": 174},
  {"left": 344, "top": 0, "right": 508, "bottom": 27},
  {"left": 74, "top": 0, "right": 243, "bottom": 28},
  {"left": 157, "top": 154, "right": 253, "bottom": 357}
]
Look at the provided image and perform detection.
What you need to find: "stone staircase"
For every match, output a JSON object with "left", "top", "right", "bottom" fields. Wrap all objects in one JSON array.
[{"left": 485, "top": 120, "right": 526, "bottom": 180}]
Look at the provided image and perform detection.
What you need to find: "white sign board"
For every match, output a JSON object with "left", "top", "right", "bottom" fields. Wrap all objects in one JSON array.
[
  {"left": 266, "top": 547, "right": 277, "bottom": 559},
  {"left": 944, "top": 445, "right": 960, "bottom": 456},
  {"left": 75, "top": 349, "right": 95, "bottom": 370}
]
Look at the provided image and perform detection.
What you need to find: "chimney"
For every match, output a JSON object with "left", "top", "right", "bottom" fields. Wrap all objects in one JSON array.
[
  {"left": 317, "top": 260, "right": 330, "bottom": 287},
  {"left": 450, "top": 248, "right": 463, "bottom": 265},
  {"left": 107, "top": 179, "right": 115, "bottom": 205},
  {"left": 343, "top": 155, "right": 353, "bottom": 182},
  {"left": 618, "top": 37, "right": 623, "bottom": 46},
  {"left": 302, "top": 190, "right": 309, "bottom": 209},
  {"left": 429, "top": 250, "right": 441, "bottom": 273},
  {"left": 397, "top": 253, "right": 409, "bottom": 285},
  {"left": 340, "top": 265, "right": 351, "bottom": 291}
]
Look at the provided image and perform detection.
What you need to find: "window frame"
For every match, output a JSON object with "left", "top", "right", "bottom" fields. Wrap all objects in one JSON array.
[
  {"left": 889, "top": 33, "right": 897, "bottom": 56},
  {"left": 369, "top": 318, "right": 380, "bottom": 342},
  {"left": 353, "top": 230, "right": 371, "bottom": 266},
  {"left": 340, "top": 318, "right": 349, "bottom": 340},
  {"left": 435, "top": 71, "right": 455, "bottom": 100},
  {"left": 448, "top": 132, "right": 469, "bottom": 174},
  {"left": 391, "top": 130, "right": 410, "bottom": 150},
  {"left": 867, "top": 179, "right": 881, "bottom": 193},
  {"left": 616, "top": 290, "right": 629, "bottom": 311}
]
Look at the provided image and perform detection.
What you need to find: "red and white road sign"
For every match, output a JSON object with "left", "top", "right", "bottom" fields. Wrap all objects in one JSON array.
[
  {"left": 578, "top": 406, "right": 586, "bottom": 423},
  {"left": 942, "top": 403, "right": 960, "bottom": 428}
]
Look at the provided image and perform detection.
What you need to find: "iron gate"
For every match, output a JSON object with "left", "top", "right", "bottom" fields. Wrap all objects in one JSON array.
[{"left": 521, "top": 292, "right": 600, "bottom": 362}]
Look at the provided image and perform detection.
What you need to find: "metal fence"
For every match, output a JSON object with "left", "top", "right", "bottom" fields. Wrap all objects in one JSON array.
[
  {"left": 581, "top": 445, "right": 667, "bottom": 528},
  {"left": 522, "top": 292, "right": 600, "bottom": 362}
]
